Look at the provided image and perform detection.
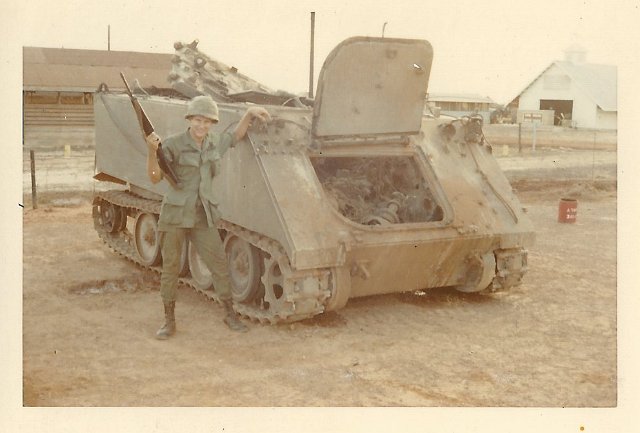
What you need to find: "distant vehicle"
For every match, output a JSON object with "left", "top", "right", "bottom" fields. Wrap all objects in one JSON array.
[{"left": 490, "top": 106, "right": 514, "bottom": 124}]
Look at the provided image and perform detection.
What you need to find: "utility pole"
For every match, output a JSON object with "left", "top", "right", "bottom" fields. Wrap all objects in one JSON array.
[
  {"left": 108, "top": 25, "right": 111, "bottom": 51},
  {"left": 309, "top": 12, "right": 315, "bottom": 99},
  {"left": 518, "top": 122, "right": 522, "bottom": 153},
  {"left": 382, "top": 22, "right": 388, "bottom": 38}
]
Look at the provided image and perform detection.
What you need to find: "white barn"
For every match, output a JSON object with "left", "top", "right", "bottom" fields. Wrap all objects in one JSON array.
[{"left": 511, "top": 46, "right": 617, "bottom": 130}]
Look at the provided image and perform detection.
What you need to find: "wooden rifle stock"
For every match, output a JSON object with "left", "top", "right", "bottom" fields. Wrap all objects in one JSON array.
[{"left": 120, "top": 72, "right": 182, "bottom": 189}]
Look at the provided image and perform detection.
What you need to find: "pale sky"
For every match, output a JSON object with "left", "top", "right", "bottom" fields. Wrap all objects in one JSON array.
[{"left": 3, "top": 0, "right": 638, "bottom": 104}]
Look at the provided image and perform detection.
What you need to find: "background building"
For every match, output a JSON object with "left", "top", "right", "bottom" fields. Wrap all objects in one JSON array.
[
  {"left": 22, "top": 45, "right": 294, "bottom": 150},
  {"left": 426, "top": 93, "right": 495, "bottom": 123},
  {"left": 507, "top": 46, "right": 617, "bottom": 130},
  {"left": 23, "top": 47, "right": 175, "bottom": 149}
]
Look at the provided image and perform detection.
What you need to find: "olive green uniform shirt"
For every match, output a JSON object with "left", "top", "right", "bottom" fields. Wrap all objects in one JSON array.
[{"left": 157, "top": 129, "right": 234, "bottom": 231}]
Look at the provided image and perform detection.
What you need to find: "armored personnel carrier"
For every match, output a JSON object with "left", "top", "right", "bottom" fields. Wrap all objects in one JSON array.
[{"left": 93, "top": 37, "right": 534, "bottom": 324}]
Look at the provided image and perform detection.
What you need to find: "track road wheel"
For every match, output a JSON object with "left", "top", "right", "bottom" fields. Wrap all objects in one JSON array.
[
  {"left": 188, "top": 242, "right": 213, "bottom": 290},
  {"left": 133, "top": 213, "right": 162, "bottom": 266},
  {"left": 224, "top": 235, "right": 263, "bottom": 303},
  {"left": 98, "top": 201, "right": 126, "bottom": 233},
  {"left": 324, "top": 266, "right": 351, "bottom": 311},
  {"left": 455, "top": 253, "right": 496, "bottom": 293}
]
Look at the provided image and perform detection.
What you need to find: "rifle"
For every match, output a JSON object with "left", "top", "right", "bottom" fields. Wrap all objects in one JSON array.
[{"left": 120, "top": 72, "right": 182, "bottom": 189}]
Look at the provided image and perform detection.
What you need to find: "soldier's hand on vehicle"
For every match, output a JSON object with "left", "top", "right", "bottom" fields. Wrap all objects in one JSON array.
[
  {"left": 145, "top": 132, "right": 162, "bottom": 151},
  {"left": 248, "top": 107, "right": 272, "bottom": 124}
]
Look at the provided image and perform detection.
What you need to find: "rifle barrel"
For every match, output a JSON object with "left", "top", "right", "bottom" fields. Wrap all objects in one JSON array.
[{"left": 120, "top": 71, "right": 182, "bottom": 189}]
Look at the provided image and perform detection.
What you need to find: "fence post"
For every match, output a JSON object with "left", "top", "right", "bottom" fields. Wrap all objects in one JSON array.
[
  {"left": 518, "top": 123, "right": 522, "bottom": 153},
  {"left": 592, "top": 130, "right": 597, "bottom": 182},
  {"left": 30, "top": 149, "right": 37, "bottom": 209},
  {"left": 532, "top": 122, "right": 537, "bottom": 152}
]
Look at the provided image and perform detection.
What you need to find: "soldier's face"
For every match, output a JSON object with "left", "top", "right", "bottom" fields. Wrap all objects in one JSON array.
[{"left": 188, "top": 115, "right": 214, "bottom": 142}]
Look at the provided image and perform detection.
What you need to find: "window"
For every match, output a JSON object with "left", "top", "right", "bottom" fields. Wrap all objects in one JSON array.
[
  {"left": 25, "top": 91, "right": 58, "bottom": 104},
  {"left": 60, "top": 92, "right": 85, "bottom": 105}
]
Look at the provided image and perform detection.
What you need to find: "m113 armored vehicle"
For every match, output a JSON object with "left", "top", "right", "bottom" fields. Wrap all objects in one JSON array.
[{"left": 93, "top": 37, "right": 535, "bottom": 324}]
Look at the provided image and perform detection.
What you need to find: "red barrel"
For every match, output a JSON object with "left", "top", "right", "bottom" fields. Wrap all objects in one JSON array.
[{"left": 558, "top": 198, "right": 578, "bottom": 223}]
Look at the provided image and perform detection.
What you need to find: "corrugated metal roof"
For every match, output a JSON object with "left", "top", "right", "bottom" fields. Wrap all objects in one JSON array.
[
  {"left": 427, "top": 93, "right": 495, "bottom": 104},
  {"left": 23, "top": 47, "right": 173, "bottom": 91}
]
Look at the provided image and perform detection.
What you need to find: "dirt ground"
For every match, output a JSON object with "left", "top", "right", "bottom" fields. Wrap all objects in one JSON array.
[{"left": 21, "top": 147, "right": 617, "bottom": 407}]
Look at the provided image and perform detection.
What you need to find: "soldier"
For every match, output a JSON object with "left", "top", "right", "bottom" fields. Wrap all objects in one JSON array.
[{"left": 145, "top": 95, "right": 271, "bottom": 338}]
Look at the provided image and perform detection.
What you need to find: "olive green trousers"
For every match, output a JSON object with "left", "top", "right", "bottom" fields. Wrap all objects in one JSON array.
[{"left": 159, "top": 209, "right": 231, "bottom": 303}]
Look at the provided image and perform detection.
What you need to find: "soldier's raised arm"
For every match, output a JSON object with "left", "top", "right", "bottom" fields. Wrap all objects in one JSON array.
[{"left": 233, "top": 106, "right": 272, "bottom": 143}]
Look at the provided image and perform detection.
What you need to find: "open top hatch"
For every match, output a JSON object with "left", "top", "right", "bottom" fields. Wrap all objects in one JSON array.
[{"left": 312, "top": 37, "right": 433, "bottom": 140}]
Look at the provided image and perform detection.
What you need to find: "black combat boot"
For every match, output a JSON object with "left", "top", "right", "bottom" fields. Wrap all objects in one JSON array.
[
  {"left": 223, "top": 299, "right": 248, "bottom": 332},
  {"left": 156, "top": 301, "right": 176, "bottom": 340}
]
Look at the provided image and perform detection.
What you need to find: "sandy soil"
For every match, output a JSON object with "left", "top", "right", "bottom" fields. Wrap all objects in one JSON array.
[{"left": 22, "top": 147, "right": 617, "bottom": 407}]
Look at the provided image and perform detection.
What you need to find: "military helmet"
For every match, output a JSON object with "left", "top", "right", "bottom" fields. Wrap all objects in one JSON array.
[{"left": 185, "top": 95, "right": 219, "bottom": 122}]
